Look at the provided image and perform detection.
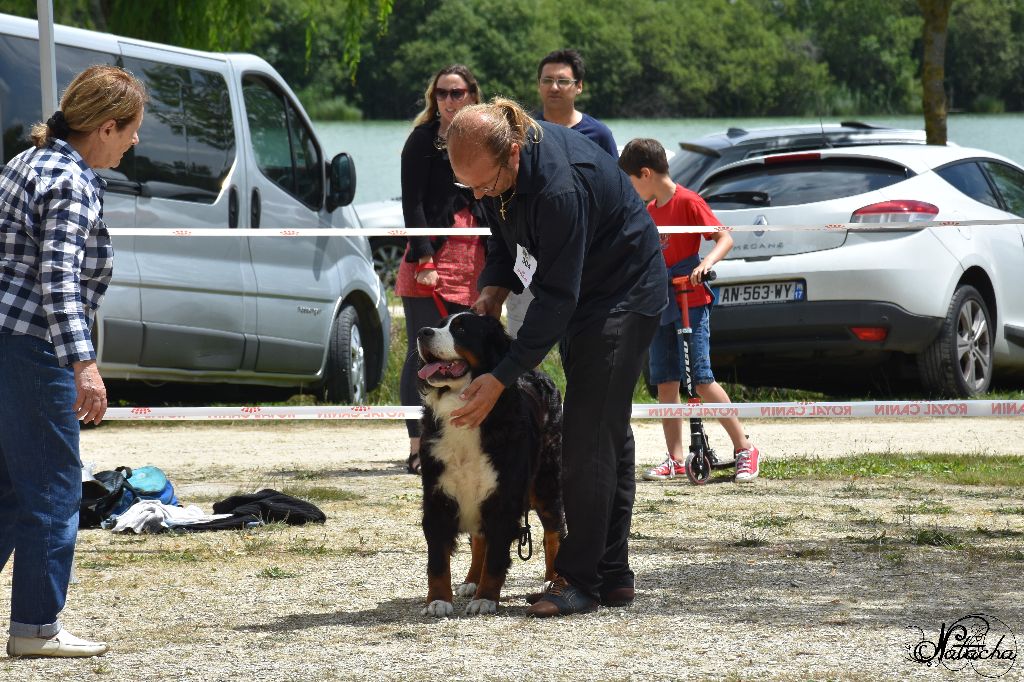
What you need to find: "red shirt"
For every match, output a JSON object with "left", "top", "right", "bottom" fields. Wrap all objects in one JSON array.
[{"left": 647, "top": 184, "right": 720, "bottom": 308}]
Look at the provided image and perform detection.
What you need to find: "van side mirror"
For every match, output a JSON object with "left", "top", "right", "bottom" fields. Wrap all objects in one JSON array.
[{"left": 327, "top": 152, "right": 356, "bottom": 211}]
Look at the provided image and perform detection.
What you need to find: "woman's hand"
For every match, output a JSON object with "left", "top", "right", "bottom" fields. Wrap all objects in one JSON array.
[
  {"left": 415, "top": 268, "right": 439, "bottom": 288},
  {"left": 73, "top": 360, "right": 108, "bottom": 425}
]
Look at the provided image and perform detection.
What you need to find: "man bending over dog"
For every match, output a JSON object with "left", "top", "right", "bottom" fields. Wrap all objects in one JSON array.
[{"left": 446, "top": 98, "right": 666, "bottom": 617}]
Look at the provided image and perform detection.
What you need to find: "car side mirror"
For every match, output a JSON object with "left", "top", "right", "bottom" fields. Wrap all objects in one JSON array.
[{"left": 327, "top": 152, "right": 356, "bottom": 211}]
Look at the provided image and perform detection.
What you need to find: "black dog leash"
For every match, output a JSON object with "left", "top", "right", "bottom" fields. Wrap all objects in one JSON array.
[{"left": 518, "top": 510, "right": 533, "bottom": 561}]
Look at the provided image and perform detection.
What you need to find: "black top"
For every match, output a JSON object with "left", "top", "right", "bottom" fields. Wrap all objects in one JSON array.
[
  {"left": 478, "top": 122, "right": 667, "bottom": 386},
  {"left": 400, "top": 119, "right": 479, "bottom": 262}
]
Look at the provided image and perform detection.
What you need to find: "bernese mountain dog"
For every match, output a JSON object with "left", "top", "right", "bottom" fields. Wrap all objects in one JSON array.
[{"left": 416, "top": 312, "right": 564, "bottom": 617}]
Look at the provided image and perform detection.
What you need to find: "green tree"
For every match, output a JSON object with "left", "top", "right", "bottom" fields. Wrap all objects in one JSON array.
[{"left": 946, "top": 0, "right": 1024, "bottom": 112}]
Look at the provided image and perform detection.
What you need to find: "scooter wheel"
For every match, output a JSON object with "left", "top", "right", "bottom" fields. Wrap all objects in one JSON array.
[{"left": 684, "top": 451, "right": 711, "bottom": 485}]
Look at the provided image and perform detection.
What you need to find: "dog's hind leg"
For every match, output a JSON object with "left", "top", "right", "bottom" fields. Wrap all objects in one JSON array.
[
  {"left": 531, "top": 496, "right": 563, "bottom": 583},
  {"left": 457, "top": 534, "right": 485, "bottom": 597}
]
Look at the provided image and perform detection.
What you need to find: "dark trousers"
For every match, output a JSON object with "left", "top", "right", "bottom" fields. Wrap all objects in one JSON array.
[
  {"left": 554, "top": 311, "right": 658, "bottom": 599},
  {"left": 399, "top": 296, "right": 470, "bottom": 439}
]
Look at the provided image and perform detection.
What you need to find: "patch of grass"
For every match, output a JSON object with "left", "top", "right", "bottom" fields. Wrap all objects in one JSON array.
[
  {"left": 791, "top": 546, "right": 829, "bottom": 560},
  {"left": 287, "top": 535, "right": 332, "bottom": 556},
  {"left": 909, "top": 527, "right": 966, "bottom": 550},
  {"left": 743, "top": 512, "right": 797, "bottom": 529},
  {"left": 893, "top": 500, "right": 953, "bottom": 515},
  {"left": 258, "top": 566, "right": 296, "bottom": 579},
  {"left": 999, "top": 548, "right": 1024, "bottom": 561},
  {"left": 766, "top": 453, "right": 1024, "bottom": 487},
  {"left": 155, "top": 549, "right": 205, "bottom": 563},
  {"left": 846, "top": 531, "right": 894, "bottom": 546},
  {"left": 881, "top": 550, "right": 907, "bottom": 568},
  {"left": 995, "top": 506, "right": 1024, "bottom": 515},
  {"left": 730, "top": 533, "right": 768, "bottom": 548},
  {"left": 280, "top": 485, "right": 363, "bottom": 502},
  {"left": 849, "top": 515, "right": 885, "bottom": 527},
  {"left": 974, "top": 526, "right": 1024, "bottom": 539}
]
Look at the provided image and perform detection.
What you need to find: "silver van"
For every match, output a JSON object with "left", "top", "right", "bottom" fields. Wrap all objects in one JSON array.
[{"left": 0, "top": 14, "right": 390, "bottom": 402}]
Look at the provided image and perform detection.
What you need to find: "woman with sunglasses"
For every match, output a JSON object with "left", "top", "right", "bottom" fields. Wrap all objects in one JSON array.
[{"left": 396, "top": 65, "right": 486, "bottom": 474}]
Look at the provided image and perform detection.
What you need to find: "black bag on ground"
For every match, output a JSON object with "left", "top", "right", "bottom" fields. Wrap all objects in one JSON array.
[{"left": 80, "top": 469, "right": 131, "bottom": 529}]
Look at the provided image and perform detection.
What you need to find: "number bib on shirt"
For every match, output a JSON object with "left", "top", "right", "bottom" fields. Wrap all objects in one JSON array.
[{"left": 514, "top": 244, "right": 537, "bottom": 288}]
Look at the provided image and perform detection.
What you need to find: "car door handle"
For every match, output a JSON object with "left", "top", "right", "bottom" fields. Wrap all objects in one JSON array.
[
  {"left": 250, "top": 188, "right": 261, "bottom": 228},
  {"left": 229, "top": 186, "right": 239, "bottom": 228}
]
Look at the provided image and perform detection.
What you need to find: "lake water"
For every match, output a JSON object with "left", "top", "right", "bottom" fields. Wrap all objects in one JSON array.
[{"left": 315, "top": 114, "right": 1017, "bottom": 206}]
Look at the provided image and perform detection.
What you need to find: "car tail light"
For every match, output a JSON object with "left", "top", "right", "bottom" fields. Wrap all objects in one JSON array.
[
  {"left": 850, "top": 326, "right": 888, "bottom": 342},
  {"left": 850, "top": 200, "right": 939, "bottom": 223},
  {"left": 764, "top": 152, "right": 821, "bottom": 164}
]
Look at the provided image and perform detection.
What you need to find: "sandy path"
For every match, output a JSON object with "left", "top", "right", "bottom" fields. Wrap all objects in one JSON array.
[{"left": 81, "top": 417, "right": 1024, "bottom": 475}]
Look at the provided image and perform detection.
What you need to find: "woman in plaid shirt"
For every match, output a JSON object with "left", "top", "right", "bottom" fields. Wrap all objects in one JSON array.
[{"left": 0, "top": 65, "right": 145, "bottom": 659}]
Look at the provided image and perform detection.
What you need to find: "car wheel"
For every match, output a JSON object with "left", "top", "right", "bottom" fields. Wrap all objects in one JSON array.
[
  {"left": 323, "top": 304, "right": 367, "bottom": 404},
  {"left": 370, "top": 237, "right": 406, "bottom": 289},
  {"left": 917, "top": 284, "right": 993, "bottom": 397}
]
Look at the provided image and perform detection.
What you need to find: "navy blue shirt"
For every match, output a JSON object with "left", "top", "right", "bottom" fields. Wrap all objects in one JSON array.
[
  {"left": 478, "top": 122, "right": 666, "bottom": 386},
  {"left": 537, "top": 112, "right": 618, "bottom": 158}
]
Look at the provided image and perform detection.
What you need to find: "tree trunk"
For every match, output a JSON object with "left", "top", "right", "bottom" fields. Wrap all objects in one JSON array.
[{"left": 917, "top": 0, "right": 954, "bottom": 145}]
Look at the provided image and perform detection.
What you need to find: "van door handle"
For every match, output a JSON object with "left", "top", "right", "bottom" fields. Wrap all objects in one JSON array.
[
  {"left": 250, "top": 188, "right": 261, "bottom": 228},
  {"left": 228, "top": 186, "right": 239, "bottom": 228}
]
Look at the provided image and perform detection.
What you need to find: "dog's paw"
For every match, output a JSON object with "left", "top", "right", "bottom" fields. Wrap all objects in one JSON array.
[
  {"left": 421, "top": 600, "right": 454, "bottom": 618},
  {"left": 455, "top": 582, "right": 477, "bottom": 597},
  {"left": 463, "top": 598, "right": 497, "bottom": 616}
]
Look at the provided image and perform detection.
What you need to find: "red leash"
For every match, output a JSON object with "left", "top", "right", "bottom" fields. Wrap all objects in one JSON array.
[{"left": 416, "top": 261, "right": 448, "bottom": 317}]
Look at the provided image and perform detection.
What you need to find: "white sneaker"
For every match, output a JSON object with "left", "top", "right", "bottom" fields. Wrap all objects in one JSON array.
[{"left": 6, "top": 629, "right": 109, "bottom": 658}]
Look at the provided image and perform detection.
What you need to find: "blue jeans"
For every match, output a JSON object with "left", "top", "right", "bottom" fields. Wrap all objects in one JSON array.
[
  {"left": 648, "top": 304, "right": 715, "bottom": 386},
  {"left": 0, "top": 333, "right": 81, "bottom": 637}
]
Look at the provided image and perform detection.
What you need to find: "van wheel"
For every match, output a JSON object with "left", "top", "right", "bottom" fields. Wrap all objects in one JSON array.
[
  {"left": 917, "top": 284, "right": 993, "bottom": 397},
  {"left": 370, "top": 237, "right": 405, "bottom": 289},
  {"left": 324, "top": 305, "right": 367, "bottom": 404}
]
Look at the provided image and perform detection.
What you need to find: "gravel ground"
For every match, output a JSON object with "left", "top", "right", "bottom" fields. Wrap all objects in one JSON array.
[{"left": 2, "top": 418, "right": 1022, "bottom": 681}]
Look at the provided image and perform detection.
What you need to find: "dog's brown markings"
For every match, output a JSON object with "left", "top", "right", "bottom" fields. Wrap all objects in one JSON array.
[
  {"left": 464, "top": 534, "right": 486, "bottom": 587},
  {"left": 453, "top": 345, "right": 481, "bottom": 369},
  {"left": 425, "top": 541, "right": 454, "bottom": 605},
  {"left": 530, "top": 492, "right": 562, "bottom": 582},
  {"left": 474, "top": 545, "right": 506, "bottom": 602}
]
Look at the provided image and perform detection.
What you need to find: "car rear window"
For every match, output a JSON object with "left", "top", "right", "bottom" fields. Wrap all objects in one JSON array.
[{"left": 699, "top": 158, "right": 913, "bottom": 209}]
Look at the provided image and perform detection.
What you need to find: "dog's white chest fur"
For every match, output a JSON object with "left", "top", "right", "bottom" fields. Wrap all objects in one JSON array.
[{"left": 426, "top": 391, "right": 498, "bottom": 535}]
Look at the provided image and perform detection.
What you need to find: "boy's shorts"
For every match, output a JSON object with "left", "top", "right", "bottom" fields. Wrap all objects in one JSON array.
[{"left": 648, "top": 304, "right": 715, "bottom": 386}]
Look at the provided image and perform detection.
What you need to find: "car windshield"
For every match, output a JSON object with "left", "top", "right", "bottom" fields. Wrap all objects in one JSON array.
[{"left": 700, "top": 158, "right": 913, "bottom": 209}]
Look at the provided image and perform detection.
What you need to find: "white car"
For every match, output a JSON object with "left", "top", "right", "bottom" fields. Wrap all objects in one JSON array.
[{"left": 699, "top": 144, "right": 1024, "bottom": 396}]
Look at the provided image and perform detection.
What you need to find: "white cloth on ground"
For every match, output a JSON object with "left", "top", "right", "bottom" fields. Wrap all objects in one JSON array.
[{"left": 109, "top": 500, "right": 233, "bottom": 534}]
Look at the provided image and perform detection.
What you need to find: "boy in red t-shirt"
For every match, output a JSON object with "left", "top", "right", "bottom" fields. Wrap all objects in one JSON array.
[{"left": 619, "top": 138, "right": 761, "bottom": 482}]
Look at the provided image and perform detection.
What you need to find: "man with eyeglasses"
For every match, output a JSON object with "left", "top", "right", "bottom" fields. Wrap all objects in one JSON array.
[
  {"left": 505, "top": 49, "right": 620, "bottom": 339},
  {"left": 536, "top": 49, "right": 617, "bottom": 159}
]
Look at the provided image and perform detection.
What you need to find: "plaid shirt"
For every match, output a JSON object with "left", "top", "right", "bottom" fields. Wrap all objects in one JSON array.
[{"left": 0, "top": 139, "right": 112, "bottom": 366}]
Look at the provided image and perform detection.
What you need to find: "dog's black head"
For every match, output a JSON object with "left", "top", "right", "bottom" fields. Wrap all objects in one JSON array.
[{"left": 416, "top": 312, "right": 511, "bottom": 389}]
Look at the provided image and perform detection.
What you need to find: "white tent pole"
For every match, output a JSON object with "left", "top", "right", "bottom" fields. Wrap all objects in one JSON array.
[{"left": 37, "top": 0, "right": 58, "bottom": 116}]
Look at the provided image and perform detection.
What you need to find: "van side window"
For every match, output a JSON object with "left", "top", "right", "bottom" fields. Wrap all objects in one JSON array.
[
  {"left": 0, "top": 36, "right": 115, "bottom": 164},
  {"left": 119, "top": 57, "right": 235, "bottom": 203},
  {"left": 242, "top": 75, "right": 323, "bottom": 210}
]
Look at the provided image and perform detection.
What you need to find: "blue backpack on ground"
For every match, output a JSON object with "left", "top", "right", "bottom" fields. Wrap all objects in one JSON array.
[{"left": 105, "top": 465, "right": 179, "bottom": 519}]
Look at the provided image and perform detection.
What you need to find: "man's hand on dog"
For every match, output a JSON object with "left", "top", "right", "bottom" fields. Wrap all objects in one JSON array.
[
  {"left": 471, "top": 286, "right": 510, "bottom": 319},
  {"left": 450, "top": 373, "right": 504, "bottom": 428}
]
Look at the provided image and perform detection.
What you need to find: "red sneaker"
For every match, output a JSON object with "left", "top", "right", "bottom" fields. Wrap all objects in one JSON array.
[
  {"left": 734, "top": 445, "right": 761, "bottom": 483},
  {"left": 643, "top": 456, "right": 686, "bottom": 481}
]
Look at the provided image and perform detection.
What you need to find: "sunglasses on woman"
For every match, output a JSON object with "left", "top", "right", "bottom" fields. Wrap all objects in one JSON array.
[{"left": 435, "top": 87, "right": 468, "bottom": 102}]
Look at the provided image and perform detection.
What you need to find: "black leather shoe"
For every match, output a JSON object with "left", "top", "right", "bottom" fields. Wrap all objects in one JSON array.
[
  {"left": 600, "top": 585, "right": 635, "bottom": 607},
  {"left": 525, "top": 577, "right": 598, "bottom": 617}
]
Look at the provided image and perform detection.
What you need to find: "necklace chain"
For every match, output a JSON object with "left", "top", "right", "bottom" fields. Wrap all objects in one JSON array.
[{"left": 499, "top": 186, "right": 516, "bottom": 220}]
